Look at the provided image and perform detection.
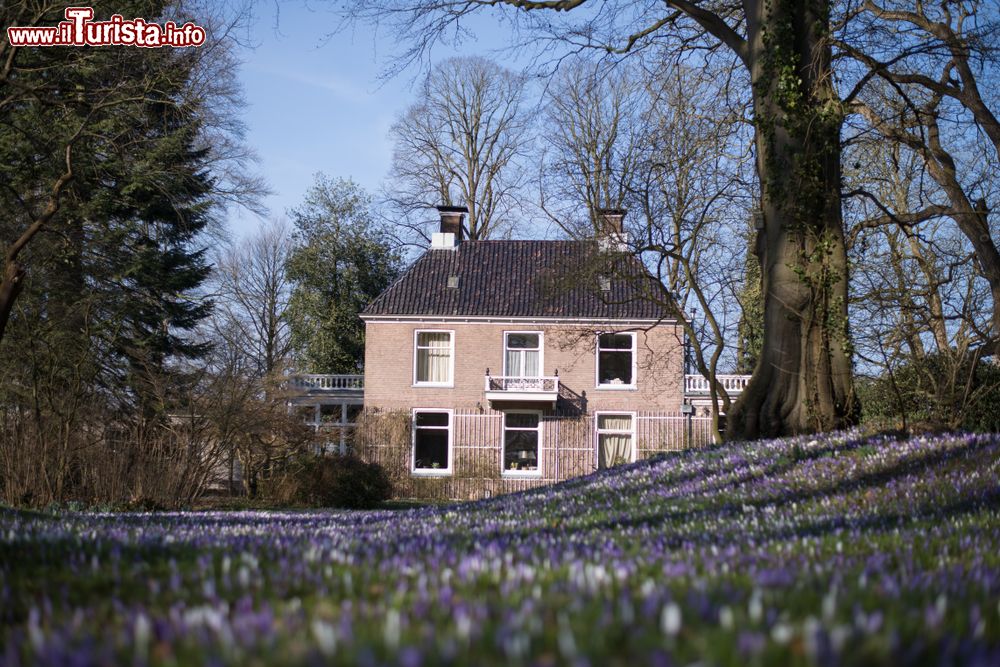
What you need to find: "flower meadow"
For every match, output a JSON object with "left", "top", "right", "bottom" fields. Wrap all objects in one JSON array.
[{"left": 2, "top": 431, "right": 1000, "bottom": 666}]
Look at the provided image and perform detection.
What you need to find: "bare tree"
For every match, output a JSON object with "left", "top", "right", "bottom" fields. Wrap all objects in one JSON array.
[
  {"left": 342, "top": 0, "right": 857, "bottom": 439},
  {"left": 847, "top": 121, "right": 995, "bottom": 430},
  {"left": 842, "top": 2, "right": 1000, "bottom": 354},
  {"left": 539, "top": 56, "right": 753, "bottom": 442},
  {"left": 382, "top": 56, "right": 531, "bottom": 243},
  {"left": 634, "top": 62, "right": 753, "bottom": 442},
  {"left": 538, "top": 59, "right": 644, "bottom": 236},
  {"left": 211, "top": 219, "right": 294, "bottom": 380},
  {"left": 338, "top": 0, "right": 1000, "bottom": 438}
]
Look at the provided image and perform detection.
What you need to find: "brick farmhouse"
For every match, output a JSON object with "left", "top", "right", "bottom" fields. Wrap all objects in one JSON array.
[{"left": 317, "top": 206, "right": 725, "bottom": 501}]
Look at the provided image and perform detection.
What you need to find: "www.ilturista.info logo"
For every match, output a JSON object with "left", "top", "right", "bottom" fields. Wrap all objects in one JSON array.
[{"left": 6, "top": 7, "right": 206, "bottom": 48}]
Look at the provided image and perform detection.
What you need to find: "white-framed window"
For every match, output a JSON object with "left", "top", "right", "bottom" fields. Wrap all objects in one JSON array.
[
  {"left": 596, "top": 332, "right": 636, "bottom": 388},
  {"left": 412, "top": 409, "right": 453, "bottom": 475},
  {"left": 299, "top": 402, "right": 363, "bottom": 455},
  {"left": 413, "top": 330, "right": 454, "bottom": 386},
  {"left": 504, "top": 331, "right": 543, "bottom": 378},
  {"left": 502, "top": 411, "right": 542, "bottom": 477},
  {"left": 296, "top": 404, "right": 319, "bottom": 426},
  {"left": 595, "top": 412, "right": 636, "bottom": 469}
]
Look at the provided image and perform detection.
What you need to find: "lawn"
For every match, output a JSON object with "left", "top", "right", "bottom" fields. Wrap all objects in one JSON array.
[{"left": 2, "top": 430, "right": 999, "bottom": 666}]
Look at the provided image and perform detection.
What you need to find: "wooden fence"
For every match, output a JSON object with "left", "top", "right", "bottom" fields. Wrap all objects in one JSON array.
[{"left": 354, "top": 409, "right": 715, "bottom": 501}]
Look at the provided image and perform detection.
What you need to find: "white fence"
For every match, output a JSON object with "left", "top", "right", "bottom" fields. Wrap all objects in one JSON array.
[{"left": 356, "top": 409, "right": 717, "bottom": 500}]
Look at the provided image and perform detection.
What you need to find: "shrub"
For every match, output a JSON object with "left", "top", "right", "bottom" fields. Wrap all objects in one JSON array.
[
  {"left": 263, "top": 455, "right": 392, "bottom": 509},
  {"left": 859, "top": 352, "right": 1000, "bottom": 432}
]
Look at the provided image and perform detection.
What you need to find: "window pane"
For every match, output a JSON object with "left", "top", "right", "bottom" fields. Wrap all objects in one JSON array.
[
  {"left": 598, "top": 414, "right": 632, "bottom": 431},
  {"left": 599, "top": 333, "right": 632, "bottom": 350},
  {"left": 507, "top": 333, "right": 539, "bottom": 349},
  {"left": 415, "top": 412, "right": 449, "bottom": 428},
  {"left": 598, "top": 433, "right": 632, "bottom": 468},
  {"left": 523, "top": 349, "right": 539, "bottom": 376},
  {"left": 345, "top": 404, "right": 362, "bottom": 423},
  {"left": 505, "top": 349, "right": 523, "bottom": 377},
  {"left": 418, "top": 332, "right": 451, "bottom": 348},
  {"left": 503, "top": 429, "right": 539, "bottom": 471},
  {"left": 414, "top": 429, "right": 449, "bottom": 469},
  {"left": 506, "top": 413, "right": 539, "bottom": 429},
  {"left": 320, "top": 404, "right": 342, "bottom": 422},
  {"left": 506, "top": 349, "right": 540, "bottom": 377},
  {"left": 598, "top": 351, "right": 633, "bottom": 384},
  {"left": 416, "top": 341, "right": 451, "bottom": 383}
]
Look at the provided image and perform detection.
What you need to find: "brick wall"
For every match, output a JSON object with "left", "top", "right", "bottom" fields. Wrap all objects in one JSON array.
[
  {"left": 362, "top": 320, "right": 685, "bottom": 413},
  {"left": 354, "top": 407, "right": 715, "bottom": 501}
]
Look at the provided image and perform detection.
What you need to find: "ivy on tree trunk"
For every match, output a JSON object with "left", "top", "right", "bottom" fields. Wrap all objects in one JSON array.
[{"left": 726, "top": 0, "right": 856, "bottom": 439}]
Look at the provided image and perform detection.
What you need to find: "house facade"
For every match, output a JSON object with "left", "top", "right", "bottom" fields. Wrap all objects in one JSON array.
[{"left": 351, "top": 207, "right": 712, "bottom": 500}]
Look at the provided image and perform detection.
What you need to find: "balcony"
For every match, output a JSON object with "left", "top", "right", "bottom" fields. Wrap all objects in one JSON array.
[
  {"left": 683, "top": 374, "right": 751, "bottom": 396},
  {"left": 289, "top": 374, "right": 364, "bottom": 397},
  {"left": 484, "top": 373, "right": 559, "bottom": 404}
]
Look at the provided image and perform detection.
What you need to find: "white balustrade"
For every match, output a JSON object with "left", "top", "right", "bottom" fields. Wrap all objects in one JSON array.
[
  {"left": 290, "top": 374, "right": 364, "bottom": 392},
  {"left": 484, "top": 375, "right": 559, "bottom": 393},
  {"left": 683, "top": 374, "right": 751, "bottom": 395}
]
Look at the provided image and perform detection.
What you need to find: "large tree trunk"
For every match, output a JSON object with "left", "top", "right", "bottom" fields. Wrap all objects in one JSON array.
[{"left": 727, "top": 0, "right": 856, "bottom": 439}]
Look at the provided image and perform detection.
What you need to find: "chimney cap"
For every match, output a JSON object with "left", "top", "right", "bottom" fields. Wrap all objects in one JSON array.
[
  {"left": 436, "top": 205, "right": 469, "bottom": 214},
  {"left": 596, "top": 208, "right": 627, "bottom": 237}
]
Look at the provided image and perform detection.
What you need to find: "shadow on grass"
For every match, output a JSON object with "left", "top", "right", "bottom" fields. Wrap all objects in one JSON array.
[{"left": 403, "top": 432, "right": 999, "bottom": 555}]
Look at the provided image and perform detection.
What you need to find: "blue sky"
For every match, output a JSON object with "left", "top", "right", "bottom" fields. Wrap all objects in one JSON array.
[{"left": 226, "top": 3, "right": 515, "bottom": 238}]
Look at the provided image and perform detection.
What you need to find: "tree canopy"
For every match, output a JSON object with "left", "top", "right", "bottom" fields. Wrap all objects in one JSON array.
[{"left": 286, "top": 175, "right": 403, "bottom": 374}]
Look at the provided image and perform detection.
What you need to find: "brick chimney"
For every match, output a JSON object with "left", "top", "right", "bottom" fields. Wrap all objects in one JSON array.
[
  {"left": 431, "top": 205, "right": 467, "bottom": 249},
  {"left": 596, "top": 208, "right": 625, "bottom": 234},
  {"left": 596, "top": 208, "right": 629, "bottom": 251}
]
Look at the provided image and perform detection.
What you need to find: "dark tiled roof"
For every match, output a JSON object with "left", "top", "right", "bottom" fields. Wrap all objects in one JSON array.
[{"left": 362, "top": 240, "right": 679, "bottom": 320}]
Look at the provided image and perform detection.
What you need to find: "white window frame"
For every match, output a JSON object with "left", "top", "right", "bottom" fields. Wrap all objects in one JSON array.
[
  {"left": 501, "top": 410, "right": 543, "bottom": 478},
  {"left": 411, "top": 408, "right": 453, "bottom": 476},
  {"left": 594, "top": 411, "right": 637, "bottom": 467},
  {"left": 298, "top": 402, "right": 362, "bottom": 455},
  {"left": 297, "top": 404, "right": 320, "bottom": 427},
  {"left": 412, "top": 329, "right": 455, "bottom": 387},
  {"left": 318, "top": 402, "right": 345, "bottom": 454},
  {"left": 595, "top": 331, "right": 638, "bottom": 389},
  {"left": 502, "top": 330, "right": 544, "bottom": 378}
]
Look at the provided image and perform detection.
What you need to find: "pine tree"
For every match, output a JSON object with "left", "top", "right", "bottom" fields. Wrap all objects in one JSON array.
[{"left": 1, "top": 2, "right": 220, "bottom": 415}]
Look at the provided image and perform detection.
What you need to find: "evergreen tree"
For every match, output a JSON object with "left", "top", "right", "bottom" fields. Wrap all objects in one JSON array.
[
  {"left": 286, "top": 176, "right": 402, "bottom": 373},
  {"left": 1, "top": 1, "right": 232, "bottom": 413},
  {"left": 84, "top": 98, "right": 215, "bottom": 411}
]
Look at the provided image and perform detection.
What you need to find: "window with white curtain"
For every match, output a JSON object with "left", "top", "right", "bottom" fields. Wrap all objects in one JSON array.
[
  {"left": 596, "top": 333, "right": 636, "bottom": 387},
  {"left": 596, "top": 413, "right": 635, "bottom": 468},
  {"left": 414, "top": 330, "right": 453, "bottom": 385},
  {"left": 504, "top": 332, "right": 541, "bottom": 377},
  {"left": 412, "top": 410, "right": 452, "bottom": 473},
  {"left": 503, "top": 412, "right": 541, "bottom": 475}
]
